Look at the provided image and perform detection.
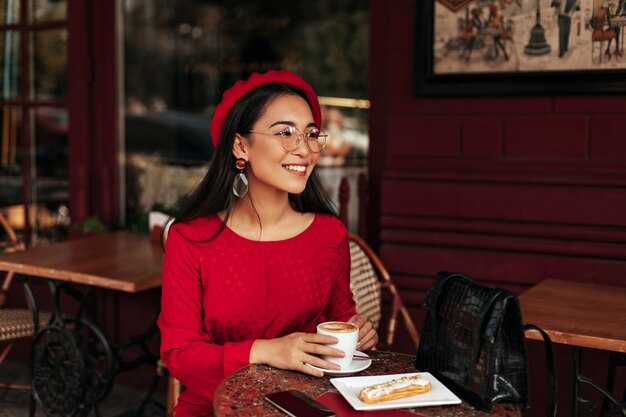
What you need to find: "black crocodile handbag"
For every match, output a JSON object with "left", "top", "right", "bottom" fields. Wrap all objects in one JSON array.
[{"left": 415, "top": 272, "right": 556, "bottom": 416}]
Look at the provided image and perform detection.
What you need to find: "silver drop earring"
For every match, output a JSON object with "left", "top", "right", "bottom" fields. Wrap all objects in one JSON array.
[{"left": 233, "top": 158, "right": 248, "bottom": 198}]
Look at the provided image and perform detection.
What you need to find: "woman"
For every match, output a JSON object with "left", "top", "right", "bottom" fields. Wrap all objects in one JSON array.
[{"left": 158, "top": 70, "right": 378, "bottom": 416}]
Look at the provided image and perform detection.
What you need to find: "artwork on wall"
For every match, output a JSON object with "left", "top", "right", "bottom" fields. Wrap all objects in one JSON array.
[{"left": 414, "top": 0, "right": 626, "bottom": 95}]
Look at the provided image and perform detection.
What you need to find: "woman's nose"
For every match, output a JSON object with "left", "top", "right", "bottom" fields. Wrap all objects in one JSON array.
[{"left": 291, "top": 135, "right": 311, "bottom": 155}]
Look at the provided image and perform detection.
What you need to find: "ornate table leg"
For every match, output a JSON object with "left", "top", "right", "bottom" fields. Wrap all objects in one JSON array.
[
  {"left": 28, "top": 280, "right": 161, "bottom": 417},
  {"left": 30, "top": 281, "right": 115, "bottom": 416},
  {"left": 573, "top": 347, "right": 626, "bottom": 417}
]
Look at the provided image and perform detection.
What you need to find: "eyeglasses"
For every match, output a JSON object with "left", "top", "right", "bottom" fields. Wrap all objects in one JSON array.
[{"left": 248, "top": 126, "right": 328, "bottom": 153}]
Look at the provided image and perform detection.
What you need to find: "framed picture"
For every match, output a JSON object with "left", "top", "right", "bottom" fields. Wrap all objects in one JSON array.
[{"left": 414, "top": 0, "right": 626, "bottom": 96}]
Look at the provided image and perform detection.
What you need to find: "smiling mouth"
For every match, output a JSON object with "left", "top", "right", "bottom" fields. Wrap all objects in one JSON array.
[{"left": 283, "top": 164, "right": 307, "bottom": 174}]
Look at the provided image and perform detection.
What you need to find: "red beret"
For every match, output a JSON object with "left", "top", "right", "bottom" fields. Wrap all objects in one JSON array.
[{"left": 210, "top": 70, "right": 322, "bottom": 146}]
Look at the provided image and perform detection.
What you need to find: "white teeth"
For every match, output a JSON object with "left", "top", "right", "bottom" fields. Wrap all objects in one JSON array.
[{"left": 284, "top": 165, "right": 306, "bottom": 172}]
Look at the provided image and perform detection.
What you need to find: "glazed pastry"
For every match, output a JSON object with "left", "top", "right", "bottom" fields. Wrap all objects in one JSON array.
[{"left": 358, "top": 375, "right": 431, "bottom": 404}]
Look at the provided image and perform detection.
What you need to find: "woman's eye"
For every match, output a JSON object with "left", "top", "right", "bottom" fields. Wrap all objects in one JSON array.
[
  {"left": 305, "top": 129, "right": 320, "bottom": 139},
  {"left": 276, "top": 129, "right": 294, "bottom": 137}
]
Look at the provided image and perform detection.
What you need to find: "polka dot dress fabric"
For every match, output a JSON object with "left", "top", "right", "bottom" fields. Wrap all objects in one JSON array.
[{"left": 157, "top": 213, "right": 355, "bottom": 416}]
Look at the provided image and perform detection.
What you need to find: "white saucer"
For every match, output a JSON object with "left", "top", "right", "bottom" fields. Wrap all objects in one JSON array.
[{"left": 305, "top": 351, "right": 372, "bottom": 376}]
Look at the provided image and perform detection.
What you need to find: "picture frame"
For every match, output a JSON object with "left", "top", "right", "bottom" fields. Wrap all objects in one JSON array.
[{"left": 414, "top": 0, "right": 626, "bottom": 96}]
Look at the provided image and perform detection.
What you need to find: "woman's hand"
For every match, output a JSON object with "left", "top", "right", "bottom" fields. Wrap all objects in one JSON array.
[
  {"left": 249, "top": 333, "right": 346, "bottom": 377},
  {"left": 349, "top": 314, "right": 378, "bottom": 350}
]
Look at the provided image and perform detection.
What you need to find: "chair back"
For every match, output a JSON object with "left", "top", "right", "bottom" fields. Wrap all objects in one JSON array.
[
  {"left": 349, "top": 239, "right": 382, "bottom": 330},
  {"left": 0, "top": 211, "right": 49, "bottom": 390},
  {"left": 348, "top": 233, "right": 420, "bottom": 351},
  {"left": 151, "top": 212, "right": 180, "bottom": 416},
  {"left": 149, "top": 211, "right": 174, "bottom": 248},
  {"left": 0, "top": 212, "right": 26, "bottom": 306}
]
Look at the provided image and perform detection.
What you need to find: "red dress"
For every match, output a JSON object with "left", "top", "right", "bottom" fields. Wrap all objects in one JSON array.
[{"left": 158, "top": 213, "right": 356, "bottom": 416}]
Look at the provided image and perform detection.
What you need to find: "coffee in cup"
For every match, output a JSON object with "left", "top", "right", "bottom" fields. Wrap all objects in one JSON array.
[{"left": 316, "top": 321, "right": 358, "bottom": 369}]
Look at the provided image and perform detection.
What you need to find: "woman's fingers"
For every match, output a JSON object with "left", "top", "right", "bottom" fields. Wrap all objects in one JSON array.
[
  {"left": 359, "top": 328, "right": 379, "bottom": 350},
  {"left": 300, "top": 334, "right": 346, "bottom": 366},
  {"left": 349, "top": 314, "right": 378, "bottom": 349},
  {"left": 299, "top": 363, "right": 324, "bottom": 377},
  {"left": 301, "top": 353, "right": 342, "bottom": 371},
  {"left": 252, "top": 326, "right": 377, "bottom": 378},
  {"left": 299, "top": 334, "right": 350, "bottom": 372},
  {"left": 357, "top": 320, "right": 373, "bottom": 343},
  {"left": 266, "top": 333, "right": 345, "bottom": 373},
  {"left": 348, "top": 314, "right": 367, "bottom": 330},
  {"left": 301, "top": 332, "right": 338, "bottom": 346}
]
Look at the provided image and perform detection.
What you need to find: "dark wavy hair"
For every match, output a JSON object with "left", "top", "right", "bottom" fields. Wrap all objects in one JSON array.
[{"left": 171, "top": 83, "right": 337, "bottom": 240}]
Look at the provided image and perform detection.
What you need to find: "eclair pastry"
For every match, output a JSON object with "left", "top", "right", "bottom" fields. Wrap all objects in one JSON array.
[{"left": 358, "top": 375, "right": 431, "bottom": 404}]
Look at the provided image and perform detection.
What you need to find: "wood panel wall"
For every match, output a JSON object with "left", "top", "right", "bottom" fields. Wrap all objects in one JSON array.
[
  {"left": 370, "top": 3, "right": 626, "bottom": 413},
  {"left": 369, "top": 0, "right": 626, "bottom": 333}
]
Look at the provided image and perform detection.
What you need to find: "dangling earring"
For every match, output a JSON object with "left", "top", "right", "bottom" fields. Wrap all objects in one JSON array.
[{"left": 233, "top": 158, "right": 248, "bottom": 198}]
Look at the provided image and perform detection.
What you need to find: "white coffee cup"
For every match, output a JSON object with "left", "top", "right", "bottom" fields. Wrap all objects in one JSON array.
[{"left": 316, "top": 321, "right": 359, "bottom": 369}]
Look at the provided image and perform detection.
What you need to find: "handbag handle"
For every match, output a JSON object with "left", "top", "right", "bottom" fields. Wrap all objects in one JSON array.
[{"left": 523, "top": 324, "right": 557, "bottom": 417}]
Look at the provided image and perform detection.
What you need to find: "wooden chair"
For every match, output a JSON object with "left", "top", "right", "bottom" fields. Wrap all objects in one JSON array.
[
  {"left": 149, "top": 211, "right": 173, "bottom": 245},
  {"left": 348, "top": 233, "right": 420, "bottom": 351},
  {"left": 337, "top": 174, "right": 419, "bottom": 348},
  {"left": 149, "top": 213, "right": 181, "bottom": 417},
  {"left": 156, "top": 358, "right": 181, "bottom": 417},
  {"left": 0, "top": 212, "right": 49, "bottom": 390}
]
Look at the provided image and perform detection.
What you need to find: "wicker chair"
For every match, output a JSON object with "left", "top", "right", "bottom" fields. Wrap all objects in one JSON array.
[
  {"left": 0, "top": 212, "right": 49, "bottom": 390},
  {"left": 348, "top": 233, "right": 419, "bottom": 351}
]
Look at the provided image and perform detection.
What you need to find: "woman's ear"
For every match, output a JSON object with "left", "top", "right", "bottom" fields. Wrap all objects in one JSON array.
[{"left": 232, "top": 133, "right": 248, "bottom": 159}]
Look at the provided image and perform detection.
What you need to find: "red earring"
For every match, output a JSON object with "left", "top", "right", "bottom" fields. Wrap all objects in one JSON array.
[{"left": 235, "top": 158, "right": 247, "bottom": 171}]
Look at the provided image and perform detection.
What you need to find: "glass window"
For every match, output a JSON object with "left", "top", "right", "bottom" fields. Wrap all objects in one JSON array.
[
  {"left": 30, "top": 0, "right": 66, "bottom": 24},
  {"left": 0, "top": 0, "right": 20, "bottom": 25},
  {"left": 0, "top": 30, "right": 20, "bottom": 100},
  {"left": 0, "top": 6, "right": 69, "bottom": 246},
  {"left": 29, "top": 106, "right": 69, "bottom": 244},
  {"left": 122, "top": 1, "right": 369, "bottom": 231},
  {"left": 0, "top": 105, "right": 21, "bottom": 207},
  {"left": 32, "top": 29, "right": 68, "bottom": 100}
]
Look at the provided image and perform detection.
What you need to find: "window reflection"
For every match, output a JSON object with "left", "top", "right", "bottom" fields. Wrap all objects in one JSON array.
[
  {"left": 0, "top": 107, "right": 70, "bottom": 245},
  {"left": 30, "top": 107, "right": 69, "bottom": 244},
  {"left": 32, "top": 29, "right": 68, "bottom": 100},
  {"left": 0, "top": 30, "right": 19, "bottom": 100},
  {"left": 0, "top": 1, "right": 68, "bottom": 247},
  {"left": 0, "top": 106, "right": 21, "bottom": 207},
  {"left": 123, "top": 1, "right": 369, "bottom": 231},
  {"left": 0, "top": 0, "right": 19, "bottom": 25},
  {"left": 30, "top": 0, "right": 66, "bottom": 23},
  {"left": 0, "top": 106, "right": 68, "bottom": 246}
]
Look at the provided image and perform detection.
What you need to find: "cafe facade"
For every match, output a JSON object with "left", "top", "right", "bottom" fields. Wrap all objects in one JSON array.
[{"left": 1, "top": 0, "right": 625, "bottom": 415}]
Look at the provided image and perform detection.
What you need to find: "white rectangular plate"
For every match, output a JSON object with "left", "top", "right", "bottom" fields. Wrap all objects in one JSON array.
[{"left": 330, "top": 372, "right": 461, "bottom": 411}]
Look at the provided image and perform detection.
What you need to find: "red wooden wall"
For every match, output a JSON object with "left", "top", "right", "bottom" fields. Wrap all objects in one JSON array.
[
  {"left": 370, "top": 0, "right": 626, "bottom": 306},
  {"left": 369, "top": 1, "right": 626, "bottom": 414}
]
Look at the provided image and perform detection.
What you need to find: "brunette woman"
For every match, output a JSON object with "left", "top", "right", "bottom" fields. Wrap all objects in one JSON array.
[{"left": 158, "top": 70, "right": 378, "bottom": 416}]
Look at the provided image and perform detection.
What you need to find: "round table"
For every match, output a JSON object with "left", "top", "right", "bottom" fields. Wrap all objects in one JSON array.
[{"left": 213, "top": 351, "right": 521, "bottom": 417}]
